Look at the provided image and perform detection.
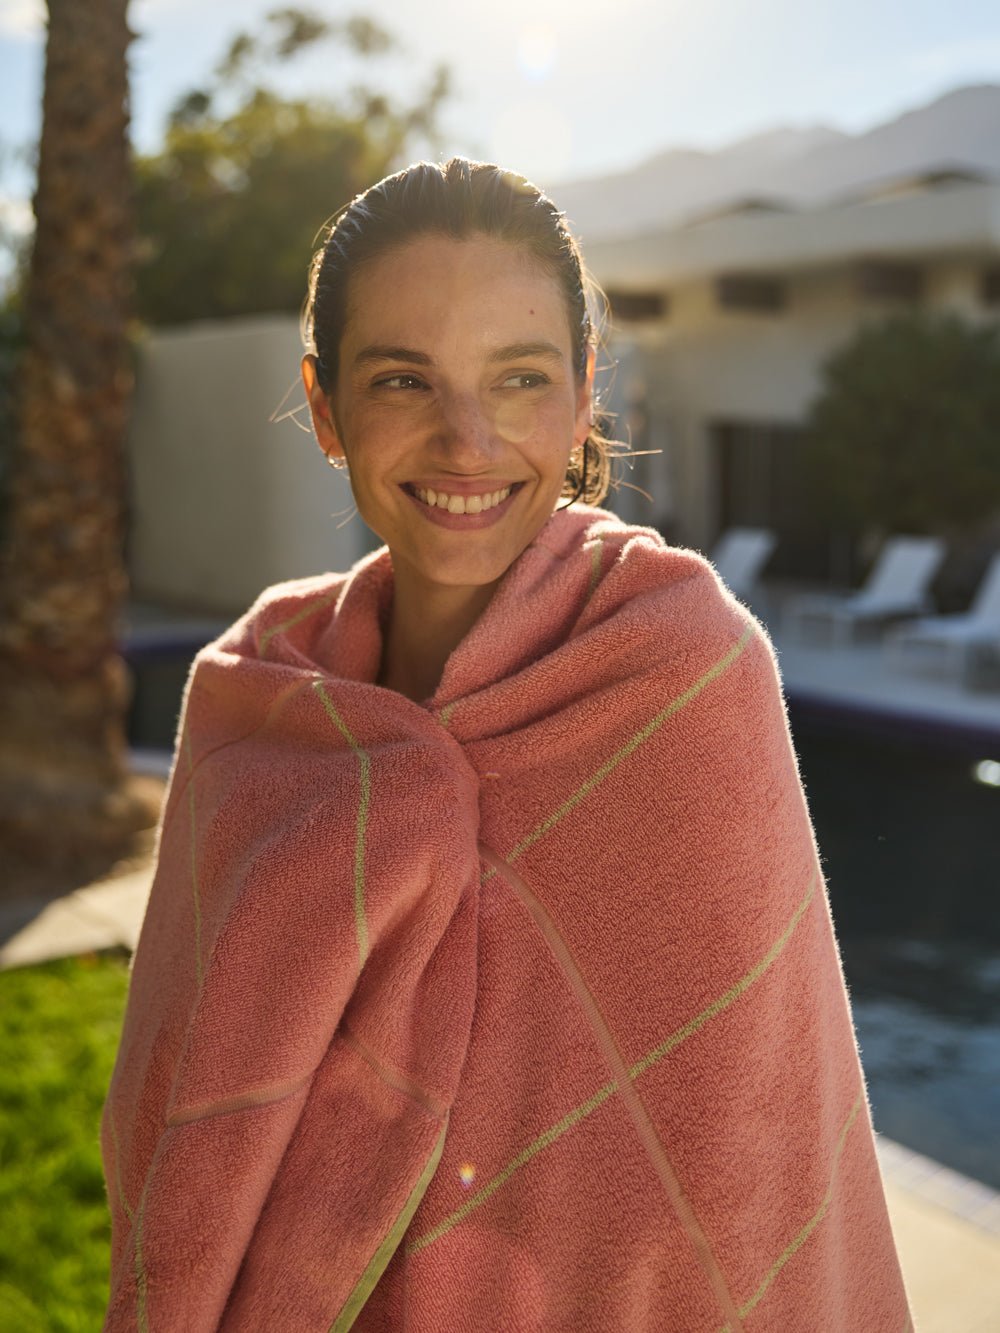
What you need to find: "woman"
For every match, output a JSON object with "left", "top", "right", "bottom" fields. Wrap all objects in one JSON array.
[{"left": 102, "top": 158, "right": 911, "bottom": 1330}]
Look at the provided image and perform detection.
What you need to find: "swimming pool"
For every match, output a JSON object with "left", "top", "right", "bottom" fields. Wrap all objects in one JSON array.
[{"left": 790, "top": 708, "right": 1000, "bottom": 1189}]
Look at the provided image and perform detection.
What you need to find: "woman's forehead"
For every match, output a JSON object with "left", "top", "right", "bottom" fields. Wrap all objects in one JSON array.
[{"left": 342, "top": 233, "right": 571, "bottom": 348}]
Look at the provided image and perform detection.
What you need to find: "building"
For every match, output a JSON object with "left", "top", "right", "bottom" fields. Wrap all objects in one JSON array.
[
  {"left": 127, "top": 316, "right": 376, "bottom": 615},
  {"left": 587, "top": 170, "right": 1000, "bottom": 572},
  {"left": 125, "top": 172, "right": 1000, "bottom": 611}
]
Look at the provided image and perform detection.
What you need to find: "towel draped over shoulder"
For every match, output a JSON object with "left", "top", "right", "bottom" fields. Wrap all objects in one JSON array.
[{"left": 102, "top": 507, "right": 911, "bottom": 1331}]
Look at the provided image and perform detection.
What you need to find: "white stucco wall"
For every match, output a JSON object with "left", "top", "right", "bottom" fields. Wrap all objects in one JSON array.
[
  {"left": 127, "top": 316, "right": 376, "bottom": 615},
  {"left": 605, "top": 255, "right": 1000, "bottom": 550}
]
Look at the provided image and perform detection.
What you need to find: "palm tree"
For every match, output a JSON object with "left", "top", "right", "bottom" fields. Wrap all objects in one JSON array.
[{"left": 0, "top": 0, "right": 156, "bottom": 878}]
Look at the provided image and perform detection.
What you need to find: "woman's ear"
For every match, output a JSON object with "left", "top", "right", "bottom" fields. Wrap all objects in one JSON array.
[{"left": 301, "top": 354, "right": 346, "bottom": 466}]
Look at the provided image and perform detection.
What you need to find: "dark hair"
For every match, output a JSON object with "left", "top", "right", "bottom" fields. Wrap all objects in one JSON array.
[{"left": 303, "top": 157, "right": 611, "bottom": 505}]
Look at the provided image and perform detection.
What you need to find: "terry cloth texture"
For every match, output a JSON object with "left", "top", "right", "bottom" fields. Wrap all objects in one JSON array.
[{"left": 102, "top": 506, "right": 912, "bottom": 1331}]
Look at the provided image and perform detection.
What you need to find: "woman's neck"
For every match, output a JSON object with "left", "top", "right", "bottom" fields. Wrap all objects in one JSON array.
[{"left": 377, "top": 572, "right": 500, "bottom": 704}]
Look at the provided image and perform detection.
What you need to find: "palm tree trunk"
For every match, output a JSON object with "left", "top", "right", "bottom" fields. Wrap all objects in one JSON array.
[{"left": 0, "top": 0, "right": 156, "bottom": 871}]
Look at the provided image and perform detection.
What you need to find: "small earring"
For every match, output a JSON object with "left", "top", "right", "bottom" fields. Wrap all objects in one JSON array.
[{"left": 324, "top": 449, "right": 347, "bottom": 471}]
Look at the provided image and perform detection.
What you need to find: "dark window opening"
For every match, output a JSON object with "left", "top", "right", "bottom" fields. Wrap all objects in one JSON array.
[
  {"left": 857, "top": 261, "right": 923, "bottom": 302},
  {"left": 981, "top": 268, "right": 1000, "bottom": 306},
  {"left": 711, "top": 420, "right": 848, "bottom": 582},
  {"left": 715, "top": 273, "right": 786, "bottom": 313},
  {"left": 606, "top": 290, "right": 668, "bottom": 322}
]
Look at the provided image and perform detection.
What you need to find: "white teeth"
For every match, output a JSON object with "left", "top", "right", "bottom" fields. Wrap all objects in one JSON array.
[{"left": 413, "top": 485, "right": 512, "bottom": 514}]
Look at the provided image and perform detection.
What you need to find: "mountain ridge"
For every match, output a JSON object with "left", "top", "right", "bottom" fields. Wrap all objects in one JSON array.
[{"left": 553, "top": 84, "right": 1000, "bottom": 241}]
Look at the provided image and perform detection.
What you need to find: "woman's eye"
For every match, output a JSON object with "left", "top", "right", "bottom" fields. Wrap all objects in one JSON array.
[
  {"left": 374, "top": 373, "right": 428, "bottom": 391},
  {"left": 501, "top": 372, "right": 549, "bottom": 389}
]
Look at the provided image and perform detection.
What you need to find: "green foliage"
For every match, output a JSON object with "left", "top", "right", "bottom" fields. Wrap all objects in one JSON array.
[
  {"left": 135, "top": 7, "right": 450, "bottom": 324},
  {"left": 805, "top": 311, "right": 1000, "bottom": 535},
  {"left": 0, "top": 952, "right": 130, "bottom": 1331}
]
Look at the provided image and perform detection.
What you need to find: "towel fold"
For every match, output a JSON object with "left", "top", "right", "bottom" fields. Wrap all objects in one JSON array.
[{"left": 102, "top": 506, "right": 911, "bottom": 1330}]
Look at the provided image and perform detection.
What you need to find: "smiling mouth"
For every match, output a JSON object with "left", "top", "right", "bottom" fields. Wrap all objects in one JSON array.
[{"left": 406, "top": 483, "right": 517, "bottom": 515}]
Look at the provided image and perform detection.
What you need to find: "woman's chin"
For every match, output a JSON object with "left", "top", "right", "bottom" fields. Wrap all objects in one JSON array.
[{"left": 384, "top": 501, "right": 557, "bottom": 598}]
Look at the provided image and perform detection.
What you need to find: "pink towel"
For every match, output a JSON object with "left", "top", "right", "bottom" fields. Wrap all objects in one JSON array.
[{"left": 102, "top": 507, "right": 912, "bottom": 1330}]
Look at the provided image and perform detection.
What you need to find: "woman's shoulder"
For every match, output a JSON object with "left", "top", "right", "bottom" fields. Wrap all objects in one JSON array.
[
  {"left": 210, "top": 570, "right": 350, "bottom": 661},
  {"left": 549, "top": 506, "right": 748, "bottom": 619},
  {"left": 558, "top": 507, "right": 778, "bottom": 679},
  {"left": 194, "top": 543, "right": 394, "bottom": 681}
]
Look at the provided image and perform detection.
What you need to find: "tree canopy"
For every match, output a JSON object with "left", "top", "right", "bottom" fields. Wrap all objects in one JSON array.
[
  {"left": 805, "top": 311, "right": 1000, "bottom": 536},
  {"left": 134, "top": 7, "right": 450, "bottom": 324}
]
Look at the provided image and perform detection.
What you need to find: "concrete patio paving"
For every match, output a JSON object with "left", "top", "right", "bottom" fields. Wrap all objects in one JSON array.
[{"left": 758, "top": 583, "right": 1000, "bottom": 745}]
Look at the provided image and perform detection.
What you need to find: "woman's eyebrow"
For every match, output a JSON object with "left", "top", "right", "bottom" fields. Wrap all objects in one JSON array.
[
  {"left": 352, "top": 340, "right": 565, "bottom": 369},
  {"left": 353, "top": 344, "right": 433, "bottom": 367},
  {"left": 488, "top": 340, "right": 564, "bottom": 363}
]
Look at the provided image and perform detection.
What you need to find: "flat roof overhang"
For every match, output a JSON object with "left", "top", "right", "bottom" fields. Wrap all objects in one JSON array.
[{"left": 583, "top": 183, "right": 1000, "bottom": 288}]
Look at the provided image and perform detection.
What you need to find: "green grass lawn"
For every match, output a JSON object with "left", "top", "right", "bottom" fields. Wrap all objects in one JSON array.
[{"left": 0, "top": 950, "right": 130, "bottom": 1332}]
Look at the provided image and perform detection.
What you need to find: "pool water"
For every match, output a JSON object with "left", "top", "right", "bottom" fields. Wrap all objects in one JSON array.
[{"left": 791, "top": 712, "right": 1000, "bottom": 1189}]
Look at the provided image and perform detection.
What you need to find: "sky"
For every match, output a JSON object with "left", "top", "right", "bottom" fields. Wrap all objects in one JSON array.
[{"left": 2, "top": 0, "right": 1000, "bottom": 226}]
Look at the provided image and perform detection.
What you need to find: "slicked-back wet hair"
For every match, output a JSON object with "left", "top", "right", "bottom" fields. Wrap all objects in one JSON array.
[{"left": 303, "top": 157, "right": 610, "bottom": 505}]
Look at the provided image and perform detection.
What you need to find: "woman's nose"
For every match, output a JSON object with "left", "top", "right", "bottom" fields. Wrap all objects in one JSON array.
[{"left": 433, "top": 392, "right": 499, "bottom": 465}]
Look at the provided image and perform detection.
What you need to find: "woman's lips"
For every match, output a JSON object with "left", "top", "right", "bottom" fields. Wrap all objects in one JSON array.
[{"left": 401, "top": 481, "right": 523, "bottom": 529}]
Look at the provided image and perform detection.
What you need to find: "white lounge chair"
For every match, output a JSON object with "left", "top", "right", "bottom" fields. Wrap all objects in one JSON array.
[
  {"left": 885, "top": 551, "right": 1000, "bottom": 681},
  {"left": 783, "top": 535, "right": 945, "bottom": 645},
  {"left": 710, "top": 527, "right": 776, "bottom": 602}
]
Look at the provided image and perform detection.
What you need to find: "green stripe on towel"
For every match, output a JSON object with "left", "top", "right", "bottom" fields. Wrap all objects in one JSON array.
[
  {"left": 108, "top": 1112, "right": 134, "bottom": 1225},
  {"left": 485, "top": 622, "right": 756, "bottom": 880},
  {"left": 259, "top": 589, "right": 340, "bottom": 658},
  {"left": 313, "top": 681, "right": 372, "bottom": 970},
  {"left": 586, "top": 535, "right": 604, "bottom": 599},
  {"left": 407, "top": 872, "right": 814, "bottom": 1255},
  {"left": 717, "top": 1092, "right": 864, "bottom": 1331},
  {"left": 330, "top": 1118, "right": 449, "bottom": 1332}
]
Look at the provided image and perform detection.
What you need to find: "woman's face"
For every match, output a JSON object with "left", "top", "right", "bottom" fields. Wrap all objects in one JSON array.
[{"left": 303, "top": 232, "right": 593, "bottom": 605}]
